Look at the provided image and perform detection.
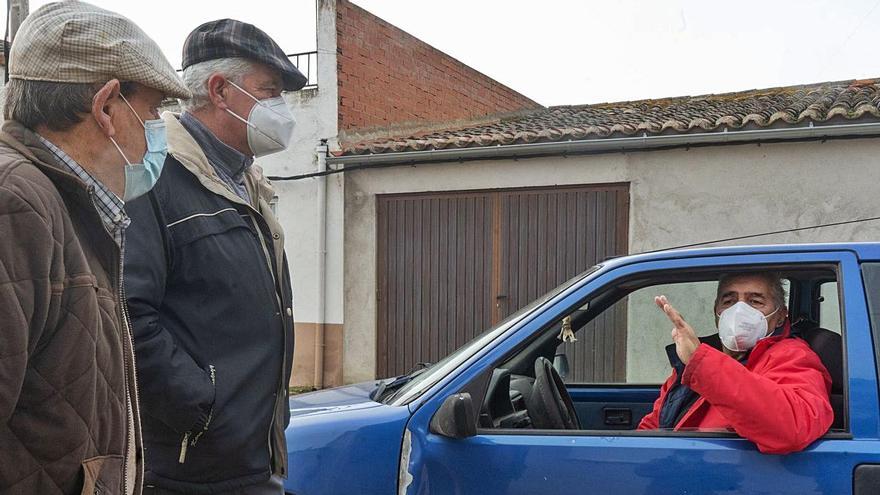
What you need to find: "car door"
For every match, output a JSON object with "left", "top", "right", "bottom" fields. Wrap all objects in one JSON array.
[{"left": 400, "top": 249, "right": 880, "bottom": 495}]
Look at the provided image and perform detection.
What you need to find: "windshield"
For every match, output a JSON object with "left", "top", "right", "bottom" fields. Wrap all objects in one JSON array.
[{"left": 382, "top": 265, "right": 602, "bottom": 406}]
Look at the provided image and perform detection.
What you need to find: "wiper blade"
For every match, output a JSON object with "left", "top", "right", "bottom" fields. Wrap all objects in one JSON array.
[
  {"left": 370, "top": 381, "right": 386, "bottom": 401},
  {"left": 371, "top": 363, "right": 433, "bottom": 402}
]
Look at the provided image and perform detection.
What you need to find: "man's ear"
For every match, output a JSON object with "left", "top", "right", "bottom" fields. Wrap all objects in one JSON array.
[
  {"left": 92, "top": 79, "right": 121, "bottom": 138},
  {"left": 207, "top": 74, "right": 230, "bottom": 110},
  {"left": 773, "top": 306, "right": 789, "bottom": 329},
  {"left": 713, "top": 300, "right": 721, "bottom": 328}
]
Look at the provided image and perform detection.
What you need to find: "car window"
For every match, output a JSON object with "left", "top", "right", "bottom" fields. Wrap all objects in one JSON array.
[
  {"left": 556, "top": 280, "right": 719, "bottom": 384},
  {"left": 383, "top": 265, "right": 602, "bottom": 406},
  {"left": 819, "top": 281, "right": 842, "bottom": 334},
  {"left": 556, "top": 278, "right": 792, "bottom": 384},
  {"left": 479, "top": 267, "right": 844, "bottom": 436}
]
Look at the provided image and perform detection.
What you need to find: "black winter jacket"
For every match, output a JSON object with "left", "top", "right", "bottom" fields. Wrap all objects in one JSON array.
[{"left": 124, "top": 114, "right": 294, "bottom": 493}]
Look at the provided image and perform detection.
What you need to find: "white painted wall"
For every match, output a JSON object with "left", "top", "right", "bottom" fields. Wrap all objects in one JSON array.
[
  {"left": 344, "top": 137, "right": 880, "bottom": 383},
  {"left": 257, "top": 0, "right": 343, "bottom": 326}
]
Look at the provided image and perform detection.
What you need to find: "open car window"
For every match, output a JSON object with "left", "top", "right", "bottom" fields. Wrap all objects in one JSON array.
[
  {"left": 554, "top": 278, "right": 791, "bottom": 384},
  {"left": 382, "top": 265, "right": 602, "bottom": 406},
  {"left": 557, "top": 280, "right": 722, "bottom": 384},
  {"left": 478, "top": 266, "right": 844, "bottom": 436}
]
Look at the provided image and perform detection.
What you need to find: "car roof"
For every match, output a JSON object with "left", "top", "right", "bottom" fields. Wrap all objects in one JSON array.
[{"left": 602, "top": 242, "right": 880, "bottom": 270}]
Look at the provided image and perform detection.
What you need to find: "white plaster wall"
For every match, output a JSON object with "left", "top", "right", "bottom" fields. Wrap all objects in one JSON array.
[
  {"left": 344, "top": 138, "right": 880, "bottom": 383},
  {"left": 257, "top": 0, "right": 343, "bottom": 325}
]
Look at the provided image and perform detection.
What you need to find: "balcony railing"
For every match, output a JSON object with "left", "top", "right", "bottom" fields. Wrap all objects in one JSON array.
[
  {"left": 171, "top": 50, "right": 319, "bottom": 90},
  {"left": 288, "top": 51, "right": 318, "bottom": 89}
]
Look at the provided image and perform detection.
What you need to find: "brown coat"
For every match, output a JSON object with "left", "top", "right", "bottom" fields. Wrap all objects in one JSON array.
[{"left": 0, "top": 121, "right": 142, "bottom": 495}]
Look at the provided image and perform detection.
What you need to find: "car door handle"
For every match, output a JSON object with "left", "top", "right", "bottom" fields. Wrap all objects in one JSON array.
[{"left": 603, "top": 407, "right": 632, "bottom": 426}]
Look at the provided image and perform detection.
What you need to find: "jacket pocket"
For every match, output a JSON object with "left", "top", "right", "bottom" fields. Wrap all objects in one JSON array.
[
  {"left": 178, "top": 364, "right": 216, "bottom": 464},
  {"left": 80, "top": 455, "right": 123, "bottom": 495}
]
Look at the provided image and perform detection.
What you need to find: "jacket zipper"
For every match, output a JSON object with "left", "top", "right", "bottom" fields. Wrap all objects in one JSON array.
[
  {"left": 245, "top": 214, "right": 287, "bottom": 472},
  {"left": 90, "top": 184, "right": 139, "bottom": 495},
  {"left": 178, "top": 432, "right": 190, "bottom": 464},
  {"left": 191, "top": 365, "right": 216, "bottom": 446},
  {"left": 119, "top": 233, "right": 142, "bottom": 495},
  {"left": 178, "top": 364, "right": 216, "bottom": 464},
  {"left": 184, "top": 160, "right": 289, "bottom": 473}
]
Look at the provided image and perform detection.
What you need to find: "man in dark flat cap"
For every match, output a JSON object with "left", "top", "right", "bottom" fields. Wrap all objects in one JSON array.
[{"left": 124, "top": 19, "right": 304, "bottom": 494}]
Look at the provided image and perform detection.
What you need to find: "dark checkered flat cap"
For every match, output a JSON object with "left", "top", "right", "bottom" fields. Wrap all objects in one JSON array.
[{"left": 182, "top": 18, "right": 307, "bottom": 91}]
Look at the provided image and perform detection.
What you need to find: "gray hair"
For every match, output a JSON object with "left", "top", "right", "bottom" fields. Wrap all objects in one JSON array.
[
  {"left": 5, "top": 79, "right": 136, "bottom": 132},
  {"left": 179, "top": 57, "right": 254, "bottom": 111},
  {"left": 716, "top": 272, "right": 787, "bottom": 309}
]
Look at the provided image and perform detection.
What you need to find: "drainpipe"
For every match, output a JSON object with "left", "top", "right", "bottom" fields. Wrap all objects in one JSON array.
[
  {"left": 5, "top": 0, "right": 29, "bottom": 83},
  {"left": 313, "top": 140, "right": 329, "bottom": 388},
  {"left": 7, "top": 0, "right": 29, "bottom": 40}
]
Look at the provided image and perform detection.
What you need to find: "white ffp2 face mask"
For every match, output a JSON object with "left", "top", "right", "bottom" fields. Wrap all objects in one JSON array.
[
  {"left": 225, "top": 80, "right": 296, "bottom": 157},
  {"left": 717, "top": 301, "right": 779, "bottom": 352}
]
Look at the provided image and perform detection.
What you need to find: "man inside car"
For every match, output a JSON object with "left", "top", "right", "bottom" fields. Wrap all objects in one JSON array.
[{"left": 637, "top": 272, "right": 834, "bottom": 454}]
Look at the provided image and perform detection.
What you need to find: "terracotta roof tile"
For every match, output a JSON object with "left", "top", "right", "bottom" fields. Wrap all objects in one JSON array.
[{"left": 345, "top": 79, "right": 880, "bottom": 155}]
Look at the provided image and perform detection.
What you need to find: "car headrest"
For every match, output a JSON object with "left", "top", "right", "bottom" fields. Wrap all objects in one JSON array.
[{"left": 799, "top": 326, "right": 843, "bottom": 394}]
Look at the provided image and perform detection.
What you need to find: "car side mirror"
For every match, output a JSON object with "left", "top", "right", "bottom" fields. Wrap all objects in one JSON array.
[{"left": 429, "top": 393, "right": 477, "bottom": 439}]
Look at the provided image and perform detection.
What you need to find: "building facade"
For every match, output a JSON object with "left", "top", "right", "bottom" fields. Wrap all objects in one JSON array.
[
  {"left": 270, "top": 2, "right": 880, "bottom": 386},
  {"left": 259, "top": 0, "right": 541, "bottom": 387}
]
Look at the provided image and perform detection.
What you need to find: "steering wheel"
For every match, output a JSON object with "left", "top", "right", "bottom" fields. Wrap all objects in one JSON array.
[{"left": 526, "top": 357, "right": 580, "bottom": 430}]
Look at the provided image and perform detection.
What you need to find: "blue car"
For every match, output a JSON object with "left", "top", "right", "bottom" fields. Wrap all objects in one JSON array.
[{"left": 284, "top": 243, "right": 880, "bottom": 495}]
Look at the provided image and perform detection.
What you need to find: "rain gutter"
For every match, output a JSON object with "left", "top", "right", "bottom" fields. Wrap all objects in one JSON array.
[{"left": 326, "top": 121, "right": 880, "bottom": 169}]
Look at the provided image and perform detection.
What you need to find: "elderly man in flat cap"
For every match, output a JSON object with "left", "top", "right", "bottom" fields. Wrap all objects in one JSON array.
[
  {"left": 124, "top": 19, "right": 305, "bottom": 494},
  {"left": 0, "top": 2, "right": 190, "bottom": 494}
]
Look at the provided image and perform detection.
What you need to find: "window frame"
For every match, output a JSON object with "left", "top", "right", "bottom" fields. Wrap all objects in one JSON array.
[{"left": 473, "top": 260, "right": 849, "bottom": 438}]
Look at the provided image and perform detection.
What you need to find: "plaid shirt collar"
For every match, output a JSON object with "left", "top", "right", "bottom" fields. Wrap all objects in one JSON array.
[
  {"left": 179, "top": 111, "right": 253, "bottom": 202},
  {"left": 37, "top": 135, "right": 130, "bottom": 245}
]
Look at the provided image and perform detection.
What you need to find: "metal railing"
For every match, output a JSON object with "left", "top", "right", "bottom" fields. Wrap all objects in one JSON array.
[
  {"left": 171, "top": 50, "right": 318, "bottom": 90},
  {"left": 288, "top": 51, "right": 318, "bottom": 89}
]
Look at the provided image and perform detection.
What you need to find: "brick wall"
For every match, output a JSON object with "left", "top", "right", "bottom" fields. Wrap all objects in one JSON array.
[{"left": 336, "top": 0, "right": 542, "bottom": 134}]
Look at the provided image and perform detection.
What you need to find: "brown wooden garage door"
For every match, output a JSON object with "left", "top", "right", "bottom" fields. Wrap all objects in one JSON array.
[{"left": 376, "top": 183, "right": 629, "bottom": 381}]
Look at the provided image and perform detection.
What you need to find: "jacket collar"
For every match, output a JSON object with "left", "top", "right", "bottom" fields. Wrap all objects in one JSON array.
[
  {"left": 0, "top": 121, "right": 119, "bottom": 264},
  {"left": 746, "top": 318, "right": 792, "bottom": 365},
  {"left": 179, "top": 111, "right": 253, "bottom": 182},
  {"left": 1, "top": 121, "right": 80, "bottom": 181},
  {"left": 0, "top": 121, "right": 96, "bottom": 207},
  {"left": 162, "top": 112, "right": 274, "bottom": 208}
]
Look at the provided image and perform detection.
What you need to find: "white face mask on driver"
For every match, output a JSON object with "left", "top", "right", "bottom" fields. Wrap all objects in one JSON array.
[
  {"left": 716, "top": 301, "right": 780, "bottom": 352},
  {"left": 225, "top": 80, "right": 296, "bottom": 157}
]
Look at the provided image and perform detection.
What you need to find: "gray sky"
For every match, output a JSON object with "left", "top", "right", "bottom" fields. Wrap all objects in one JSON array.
[{"left": 10, "top": 0, "right": 880, "bottom": 106}]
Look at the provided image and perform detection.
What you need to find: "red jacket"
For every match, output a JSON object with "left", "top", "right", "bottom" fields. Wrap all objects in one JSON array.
[{"left": 638, "top": 324, "right": 833, "bottom": 454}]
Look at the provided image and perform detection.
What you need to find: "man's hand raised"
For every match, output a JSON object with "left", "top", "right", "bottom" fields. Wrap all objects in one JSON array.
[{"left": 655, "top": 295, "right": 701, "bottom": 365}]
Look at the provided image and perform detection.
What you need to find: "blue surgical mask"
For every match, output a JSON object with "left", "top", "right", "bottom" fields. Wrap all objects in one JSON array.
[{"left": 109, "top": 94, "right": 168, "bottom": 201}]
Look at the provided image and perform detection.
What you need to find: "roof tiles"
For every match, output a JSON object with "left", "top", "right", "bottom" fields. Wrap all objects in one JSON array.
[{"left": 346, "top": 79, "right": 880, "bottom": 155}]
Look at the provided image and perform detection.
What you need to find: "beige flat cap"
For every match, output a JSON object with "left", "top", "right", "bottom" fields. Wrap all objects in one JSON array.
[{"left": 9, "top": 0, "right": 190, "bottom": 99}]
